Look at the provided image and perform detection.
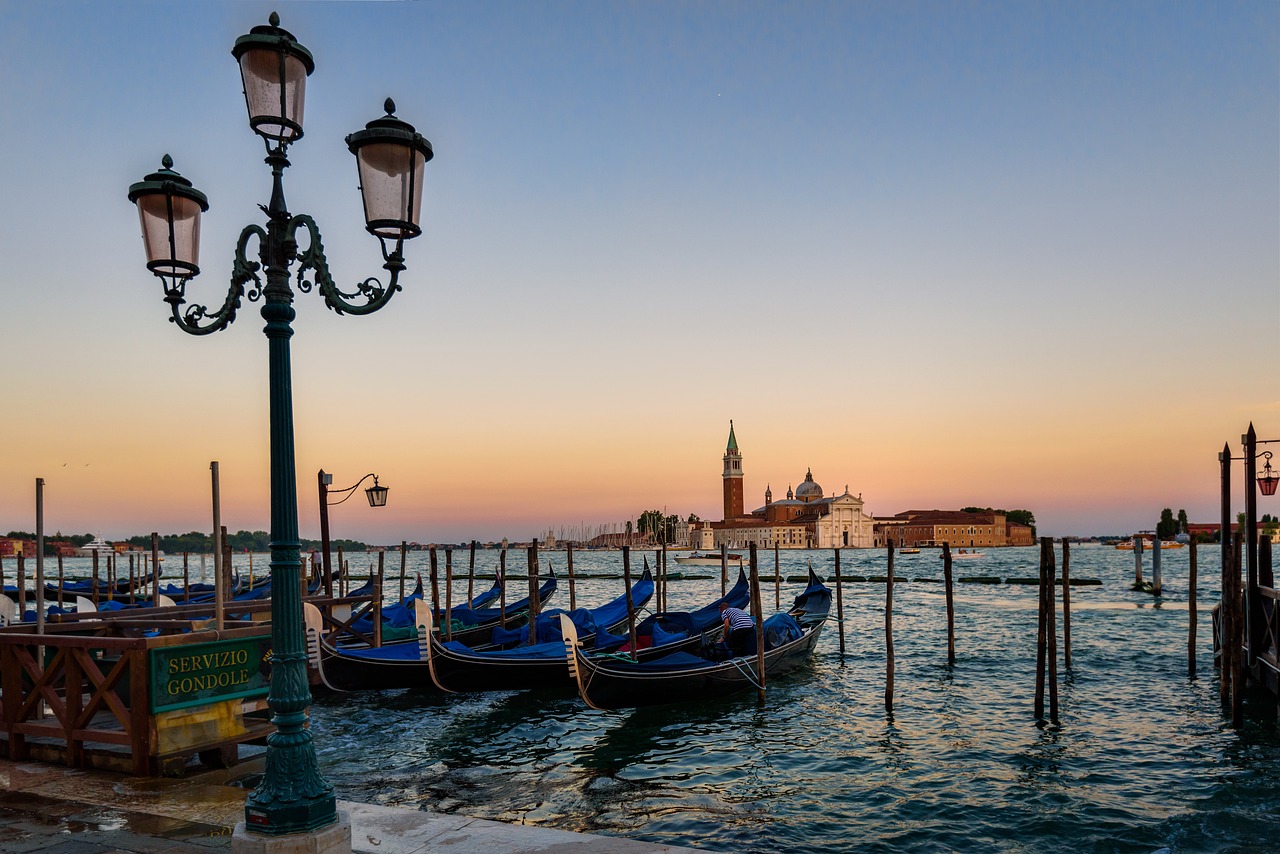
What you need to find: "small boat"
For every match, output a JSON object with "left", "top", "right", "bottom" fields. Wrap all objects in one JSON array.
[
  {"left": 899, "top": 548, "right": 921, "bottom": 555},
  {"left": 562, "top": 572, "right": 831, "bottom": 710},
  {"left": 674, "top": 552, "right": 744, "bottom": 566},
  {"left": 953, "top": 549, "right": 985, "bottom": 558}
]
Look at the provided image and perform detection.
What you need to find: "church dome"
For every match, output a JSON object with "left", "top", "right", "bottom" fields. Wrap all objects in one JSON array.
[{"left": 795, "top": 468, "right": 823, "bottom": 502}]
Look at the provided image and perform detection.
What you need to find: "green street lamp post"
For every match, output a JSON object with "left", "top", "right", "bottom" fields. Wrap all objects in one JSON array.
[{"left": 127, "top": 12, "right": 432, "bottom": 837}]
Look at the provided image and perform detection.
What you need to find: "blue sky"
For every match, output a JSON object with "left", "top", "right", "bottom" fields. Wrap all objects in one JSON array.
[{"left": 0, "top": 1, "right": 1276, "bottom": 542}]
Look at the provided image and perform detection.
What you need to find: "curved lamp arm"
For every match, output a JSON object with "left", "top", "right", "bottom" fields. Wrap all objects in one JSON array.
[
  {"left": 163, "top": 224, "right": 266, "bottom": 336},
  {"left": 287, "top": 215, "right": 404, "bottom": 316},
  {"left": 327, "top": 473, "right": 380, "bottom": 507}
]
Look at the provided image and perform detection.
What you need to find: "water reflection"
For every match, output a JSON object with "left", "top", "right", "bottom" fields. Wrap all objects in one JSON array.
[{"left": 302, "top": 545, "right": 1280, "bottom": 852}]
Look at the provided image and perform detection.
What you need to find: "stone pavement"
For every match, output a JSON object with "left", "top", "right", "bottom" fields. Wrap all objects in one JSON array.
[{"left": 0, "top": 758, "right": 698, "bottom": 853}]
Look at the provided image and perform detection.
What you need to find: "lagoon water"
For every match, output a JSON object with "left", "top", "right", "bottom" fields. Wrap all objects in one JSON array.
[{"left": 34, "top": 545, "right": 1280, "bottom": 851}]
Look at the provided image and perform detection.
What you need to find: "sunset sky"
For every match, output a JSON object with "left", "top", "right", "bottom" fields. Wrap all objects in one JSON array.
[{"left": 1, "top": 2, "right": 1276, "bottom": 544}]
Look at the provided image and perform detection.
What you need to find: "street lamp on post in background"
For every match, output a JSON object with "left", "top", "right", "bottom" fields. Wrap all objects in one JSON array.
[
  {"left": 318, "top": 471, "right": 388, "bottom": 597},
  {"left": 126, "top": 12, "right": 432, "bottom": 840}
]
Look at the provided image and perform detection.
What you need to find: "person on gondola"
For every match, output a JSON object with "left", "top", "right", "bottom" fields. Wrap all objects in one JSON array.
[{"left": 719, "top": 601, "right": 756, "bottom": 657}]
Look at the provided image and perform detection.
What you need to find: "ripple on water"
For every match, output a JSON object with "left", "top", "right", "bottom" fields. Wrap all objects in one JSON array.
[{"left": 308, "top": 547, "right": 1279, "bottom": 852}]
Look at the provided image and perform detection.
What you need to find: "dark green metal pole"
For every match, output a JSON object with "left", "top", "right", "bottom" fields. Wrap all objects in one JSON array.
[{"left": 243, "top": 153, "right": 336, "bottom": 835}]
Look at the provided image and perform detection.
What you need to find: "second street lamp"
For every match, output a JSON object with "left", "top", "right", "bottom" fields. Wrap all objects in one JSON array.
[
  {"left": 318, "top": 471, "right": 388, "bottom": 597},
  {"left": 126, "top": 12, "right": 432, "bottom": 839}
]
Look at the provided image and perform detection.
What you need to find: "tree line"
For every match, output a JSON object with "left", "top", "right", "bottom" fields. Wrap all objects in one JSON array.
[{"left": 5, "top": 530, "right": 368, "bottom": 556}]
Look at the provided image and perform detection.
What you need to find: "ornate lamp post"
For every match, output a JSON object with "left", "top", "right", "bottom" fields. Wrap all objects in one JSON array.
[
  {"left": 126, "top": 12, "right": 432, "bottom": 838},
  {"left": 317, "top": 471, "right": 388, "bottom": 597}
]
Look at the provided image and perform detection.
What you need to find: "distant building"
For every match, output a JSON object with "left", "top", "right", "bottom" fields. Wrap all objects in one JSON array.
[
  {"left": 690, "top": 422, "right": 875, "bottom": 549},
  {"left": 0, "top": 538, "right": 34, "bottom": 558},
  {"left": 874, "top": 509, "right": 1034, "bottom": 548}
]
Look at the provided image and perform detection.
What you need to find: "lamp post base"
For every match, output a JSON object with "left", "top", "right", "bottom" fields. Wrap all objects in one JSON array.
[{"left": 232, "top": 811, "right": 351, "bottom": 854}]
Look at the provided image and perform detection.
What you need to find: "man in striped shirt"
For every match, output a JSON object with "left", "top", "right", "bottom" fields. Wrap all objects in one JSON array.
[{"left": 719, "top": 601, "right": 756, "bottom": 657}]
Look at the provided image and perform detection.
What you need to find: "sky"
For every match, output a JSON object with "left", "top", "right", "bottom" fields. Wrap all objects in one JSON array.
[{"left": 0, "top": 1, "right": 1276, "bottom": 544}]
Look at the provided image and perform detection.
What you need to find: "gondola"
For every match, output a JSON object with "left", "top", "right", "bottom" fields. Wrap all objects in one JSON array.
[
  {"left": 304, "top": 569, "right": 636, "bottom": 692},
  {"left": 562, "top": 570, "right": 831, "bottom": 710},
  {"left": 416, "top": 568, "right": 761, "bottom": 694}
]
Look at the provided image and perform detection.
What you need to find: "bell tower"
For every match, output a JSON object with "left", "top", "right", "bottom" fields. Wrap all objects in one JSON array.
[{"left": 722, "top": 420, "right": 744, "bottom": 520}]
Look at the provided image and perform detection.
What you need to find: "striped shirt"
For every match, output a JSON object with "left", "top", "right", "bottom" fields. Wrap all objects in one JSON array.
[{"left": 722, "top": 607, "right": 754, "bottom": 631}]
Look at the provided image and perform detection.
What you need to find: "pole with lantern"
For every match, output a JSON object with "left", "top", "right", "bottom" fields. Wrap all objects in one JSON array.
[
  {"left": 126, "top": 12, "right": 432, "bottom": 838},
  {"left": 318, "top": 470, "right": 388, "bottom": 598}
]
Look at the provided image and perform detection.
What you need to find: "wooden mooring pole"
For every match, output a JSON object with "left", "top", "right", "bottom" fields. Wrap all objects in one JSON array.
[
  {"left": 750, "top": 542, "right": 766, "bottom": 702},
  {"left": 1046, "top": 539, "right": 1059, "bottom": 724},
  {"left": 1133, "top": 536, "right": 1143, "bottom": 586},
  {"left": 622, "top": 546, "right": 637, "bottom": 655},
  {"left": 444, "top": 548, "right": 454, "bottom": 642},
  {"left": 1062, "top": 539, "right": 1072, "bottom": 669},
  {"left": 774, "top": 542, "right": 781, "bottom": 610},
  {"left": 528, "top": 539, "right": 540, "bottom": 645},
  {"left": 498, "top": 545, "right": 507, "bottom": 629},
  {"left": 567, "top": 542, "right": 576, "bottom": 611},
  {"left": 1188, "top": 538, "right": 1197, "bottom": 677},
  {"left": 1035, "top": 538, "right": 1048, "bottom": 721},
  {"left": 399, "top": 541, "right": 407, "bottom": 603},
  {"left": 833, "top": 547, "right": 846, "bottom": 654},
  {"left": 374, "top": 551, "right": 384, "bottom": 648},
  {"left": 885, "top": 540, "right": 895, "bottom": 713},
  {"left": 943, "top": 543, "right": 955, "bottom": 665},
  {"left": 1153, "top": 537, "right": 1163, "bottom": 596},
  {"left": 720, "top": 542, "right": 728, "bottom": 597},
  {"left": 467, "top": 540, "right": 476, "bottom": 606},
  {"left": 429, "top": 546, "right": 440, "bottom": 631}
]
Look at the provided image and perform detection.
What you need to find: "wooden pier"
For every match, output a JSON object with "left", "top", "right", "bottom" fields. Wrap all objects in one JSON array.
[{"left": 0, "top": 592, "right": 373, "bottom": 776}]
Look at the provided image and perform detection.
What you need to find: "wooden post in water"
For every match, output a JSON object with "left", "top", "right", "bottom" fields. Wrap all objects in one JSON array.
[
  {"left": 107, "top": 553, "right": 114, "bottom": 604},
  {"left": 16, "top": 553, "right": 25, "bottom": 617},
  {"left": 567, "top": 542, "right": 576, "bottom": 611},
  {"left": 1219, "top": 443, "right": 1232, "bottom": 709},
  {"left": 91, "top": 550, "right": 100, "bottom": 607},
  {"left": 128, "top": 553, "right": 136, "bottom": 604},
  {"left": 943, "top": 543, "right": 955, "bottom": 665},
  {"left": 1035, "top": 538, "right": 1049, "bottom": 721},
  {"left": 1061, "top": 540, "right": 1072, "bottom": 668},
  {"left": 499, "top": 545, "right": 508, "bottom": 628},
  {"left": 622, "top": 546, "right": 638, "bottom": 656},
  {"left": 338, "top": 545, "right": 347, "bottom": 597},
  {"left": 1046, "top": 540, "right": 1059, "bottom": 724},
  {"left": 1231, "top": 533, "right": 1245, "bottom": 727},
  {"left": 182, "top": 552, "right": 190, "bottom": 603},
  {"left": 720, "top": 542, "right": 728, "bottom": 597},
  {"left": 654, "top": 548, "right": 662, "bottom": 613},
  {"left": 428, "top": 546, "right": 440, "bottom": 632},
  {"left": 467, "top": 540, "right": 476, "bottom": 606},
  {"left": 885, "top": 540, "right": 895, "bottom": 713},
  {"left": 750, "top": 542, "right": 766, "bottom": 702},
  {"left": 833, "top": 547, "right": 846, "bottom": 654},
  {"left": 399, "top": 541, "right": 407, "bottom": 603},
  {"left": 444, "top": 548, "right": 454, "bottom": 642},
  {"left": 1133, "top": 536, "right": 1143, "bottom": 586},
  {"left": 56, "top": 553, "right": 64, "bottom": 609},
  {"left": 1153, "top": 536, "right": 1163, "bottom": 596},
  {"left": 528, "top": 539, "right": 540, "bottom": 645},
  {"left": 774, "top": 542, "right": 781, "bottom": 610},
  {"left": 1188, "top": 538, "right": 1198, "bottom": 677},
  {"left": 374, "top": 551, "right": 384, "bottom": 648},
  {"left": 150, "top": 533, "right": 161, "bottom": 605},
  {"left": 661, "top": 543, "right": 669, "bottom": 613}
]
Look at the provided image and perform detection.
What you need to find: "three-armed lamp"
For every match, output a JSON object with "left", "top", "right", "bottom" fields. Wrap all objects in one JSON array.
[{"left": 125, "top": 11, "right": 432, "bottom": 840}]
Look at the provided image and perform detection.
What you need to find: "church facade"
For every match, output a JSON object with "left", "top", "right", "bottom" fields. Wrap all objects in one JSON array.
[{"left": 690, "top": 423, "right": 875, "bottom": 549}]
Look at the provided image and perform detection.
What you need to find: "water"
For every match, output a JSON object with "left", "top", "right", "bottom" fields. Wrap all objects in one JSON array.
[{"left": 28, "top": 545, "right": 1280, "bottom": 851}]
